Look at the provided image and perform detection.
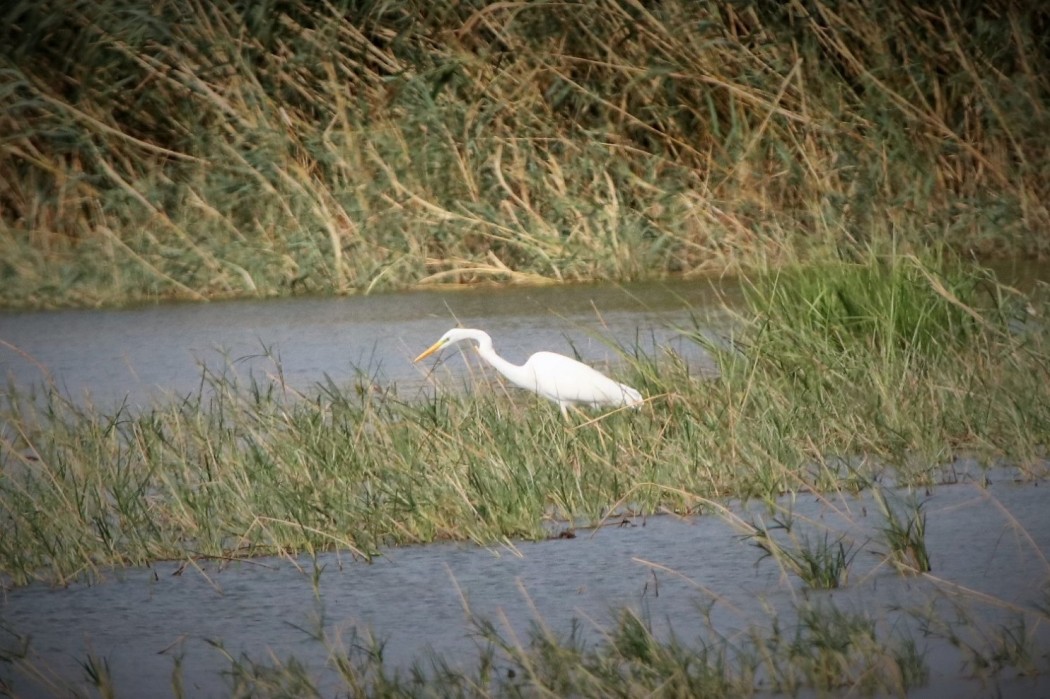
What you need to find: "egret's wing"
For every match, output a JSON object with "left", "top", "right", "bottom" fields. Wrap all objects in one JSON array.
[{"left": 526, "top": 352, "right": 640, "bottom": 406}]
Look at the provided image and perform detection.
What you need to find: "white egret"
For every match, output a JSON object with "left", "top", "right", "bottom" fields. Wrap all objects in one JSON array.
[{"left": 414, "top": 328, "right": 643, "bottom": 418}]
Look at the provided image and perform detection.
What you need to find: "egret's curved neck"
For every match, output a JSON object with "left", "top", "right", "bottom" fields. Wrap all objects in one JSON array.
[{"left": 470, "top": 332, "right": 532, "bottom": 389}]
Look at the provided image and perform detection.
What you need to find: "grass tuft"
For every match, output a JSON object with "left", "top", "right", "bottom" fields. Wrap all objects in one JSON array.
[
  {"left": 749, "top": 515, "right": 859, "bottom": 589},
  {"left": 873, "top": 486, "right": 932, "bottom": 574}
]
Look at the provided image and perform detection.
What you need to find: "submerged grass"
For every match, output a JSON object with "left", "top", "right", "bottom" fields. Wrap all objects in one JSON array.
[
  {"left": 1, "top": 1, "right": 1048, "bottom": 308},
  {"left": 0, "top": 254, "right": 1047, "bottom": 587}
]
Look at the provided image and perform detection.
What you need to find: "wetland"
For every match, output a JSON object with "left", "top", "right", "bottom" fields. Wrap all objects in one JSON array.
[
  {"left": 2, "top": 257, "right": 1050, "bottom": 697},
  {"left": 2, "top": 1, "right": 1050, "bottom": 694}
]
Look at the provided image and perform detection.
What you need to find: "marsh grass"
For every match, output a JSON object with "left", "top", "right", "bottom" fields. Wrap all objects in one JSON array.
[
  {"left": 80, "top": 654, "right": 116, "bottom": 699},
  {"left": 1, "top": 1, "right": 1048, "bottom": 308},
  {"left": 751, "top": 602, "right": 928, "bottom": 696},
  {"left": 748, "top": 515, "right": 859, "bottom": 590},
  {"left": 7, "top": 593, "right": 938, "bottom": 698},
  {"left": 873, "top": 486, "right": 931, "bottom": 574},
  {"left": 1, "top": 255, "right": 1048, "bottom": 587},
  {"left": 5, "top": 251, "right": 1050, "bottom": 697},
  {"left": 271, "top": 601, "right": 926, "bottom": 696},
  {"left": 912, "top": 600, "right": 1049, "bottom": 684},
  {"left": 688, "top": 253, "right": 1050, "bottom": 484}
]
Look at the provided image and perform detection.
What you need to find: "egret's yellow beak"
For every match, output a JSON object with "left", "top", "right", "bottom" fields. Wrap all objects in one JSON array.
[{"left": 414, "top": 339, "right": 446, "bottom": 363}]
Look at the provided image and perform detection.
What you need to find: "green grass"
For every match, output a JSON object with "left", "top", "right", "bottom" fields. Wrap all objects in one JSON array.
[
  {"left": 1, "top": 254, "right": 1046, "bottom": 587},
  {"left": 748, "top": 516, "right": 859, "bottom": 590},
  {"left": 1, "top": 0, "right": 1048, "bottom": 308},
  {"left": 2, "top": 254, "right": 1049, "bottom": 695},
  {"left": 873, "top": 486, "right": 932, "bottom": 574},
  {"left": 690, "top": 253, "right": 1050, "bottom": 483}
]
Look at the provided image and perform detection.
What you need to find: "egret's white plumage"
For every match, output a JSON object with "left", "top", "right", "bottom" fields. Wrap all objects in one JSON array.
[{"left": 414, "top": 328, "right": 643, "bottom": 417}]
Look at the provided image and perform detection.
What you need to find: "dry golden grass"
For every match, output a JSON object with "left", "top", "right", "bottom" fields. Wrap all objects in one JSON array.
[{"left": 1, "top": 1, "right": 1047, "bottom": 307}]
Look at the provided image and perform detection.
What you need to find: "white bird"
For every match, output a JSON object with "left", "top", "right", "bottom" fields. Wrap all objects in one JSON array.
[{"left": 414, "top": 328, "right": 643, "bottom": 418}]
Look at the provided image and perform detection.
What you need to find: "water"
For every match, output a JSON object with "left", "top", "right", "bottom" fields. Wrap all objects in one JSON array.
[
  {"left": 0, "top": 279, "right": 734, "bottom": 409},
  {"left": 3, "top": 260, "right": 1047, "bottom": 410},
  {"left": 3, "top": 276, "right": 1050, "bottom": 696},
  {"left": 1, "top": 470, "right": 1047, "bottom": 697}
]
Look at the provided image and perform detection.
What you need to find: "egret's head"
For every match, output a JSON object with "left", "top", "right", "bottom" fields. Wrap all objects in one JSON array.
[{"left": 414, "top": 328, "right": 486, "bottom": 362}]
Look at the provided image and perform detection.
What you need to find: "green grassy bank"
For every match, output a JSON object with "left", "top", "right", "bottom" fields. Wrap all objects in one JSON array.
[{"left": 2, "top": 1, "right": 1048, "bottom": 308}]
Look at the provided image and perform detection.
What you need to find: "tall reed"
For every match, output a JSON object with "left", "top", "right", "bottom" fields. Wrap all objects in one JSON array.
[{"left": 2, "top": 1, "right": 1047, "bottom": 307}]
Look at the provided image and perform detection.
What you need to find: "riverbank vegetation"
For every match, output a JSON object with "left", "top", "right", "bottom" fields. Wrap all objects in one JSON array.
[
  {"left": 2, "top": 0, "right": 1048, "bottom": 308},
  {"left": 3, "top": 253, "right": 1049, "bottom": 695},
  {"left": 2, "top": 254, "right": 1045, "bottom": 587}
]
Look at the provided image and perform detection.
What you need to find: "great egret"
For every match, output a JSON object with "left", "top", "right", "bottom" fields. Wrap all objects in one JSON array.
[{"left": 414, "top": 328, "right": 643, "bottom": 417}]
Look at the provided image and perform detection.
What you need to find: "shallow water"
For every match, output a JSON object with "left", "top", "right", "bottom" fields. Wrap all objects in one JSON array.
[
  {"left": 1, "top": 468, "right": 1047, "bottom": 697},
  {"left": 3, "top": 260, "right": 1047, "bottom": 410},
  {"left": 3, "top": 273, "right": 1050, "bottom": 696},
  {"left": 0, "top": 278, "right": 733, "bottom": 409}
]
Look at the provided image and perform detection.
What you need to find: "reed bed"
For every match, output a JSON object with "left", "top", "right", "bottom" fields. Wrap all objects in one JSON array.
[{"left": 2, "top": 0, "right": 1048, "bottom": 308}]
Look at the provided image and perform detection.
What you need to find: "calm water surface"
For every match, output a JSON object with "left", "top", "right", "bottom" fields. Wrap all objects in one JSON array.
[
  {"left": 0, "top": 279, "right": 734, "bottom": 408},
  {"left": 1, "top": 469, "right": 1047, "bottom": 697},
  {"left": 4, "top": 261, "right": 1046, "bottom": 408}
]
